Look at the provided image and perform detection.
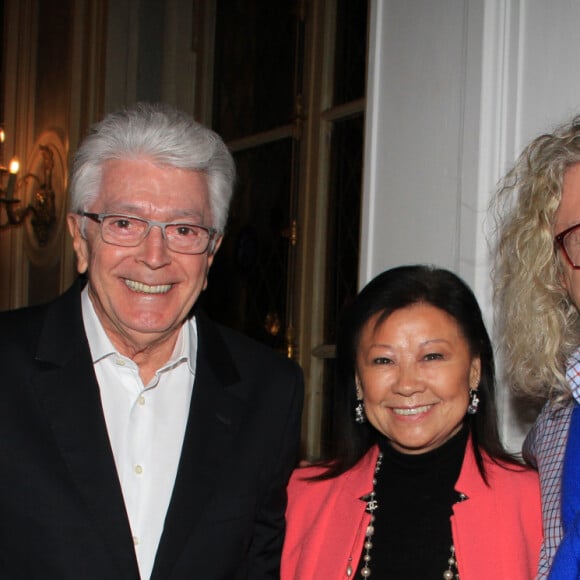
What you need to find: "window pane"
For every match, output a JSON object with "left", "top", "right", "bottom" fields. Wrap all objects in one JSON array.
[
  {"left": 200, "top": 139, "right": 292, "bottom": 353},
  {"left": 213, "top": 0, "right": 298, "bottom": 140},
  {"left": 320, "top": 114, "right": 364, "bottom": 457},
  {"left": 325, "top": 115, "right": 364, "bottom": 339},
  {"left": 333, "top": 0, "right": 369, "bottom": 106}
]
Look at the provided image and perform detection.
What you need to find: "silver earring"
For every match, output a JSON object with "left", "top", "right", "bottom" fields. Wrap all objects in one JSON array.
[
  {"left": 355, "top": 401, "right": 366, "bottom": 424},
  {"left": 467, "top": 389, "right": 479, "bottom": 415}
]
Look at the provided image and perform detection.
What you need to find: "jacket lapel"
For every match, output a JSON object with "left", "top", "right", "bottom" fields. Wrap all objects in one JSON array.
[
  {"left": 32, "top": 284, "right": 139, "bottom": 579},
  {"left": 151, "top": 310, "right": 249, "bottom": 579},
  {"left": 450, "top": 438, "right": 493, "bottom": 578}
]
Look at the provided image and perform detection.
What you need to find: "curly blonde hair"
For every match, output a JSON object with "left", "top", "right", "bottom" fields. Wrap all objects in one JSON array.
[{"left": 492, "top": 116, "right": 580, "bottom": 402}]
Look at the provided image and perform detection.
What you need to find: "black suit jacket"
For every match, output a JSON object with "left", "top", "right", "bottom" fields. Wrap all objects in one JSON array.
[{"left": 0, "top": 283, "right": 304, "bottom": 579}]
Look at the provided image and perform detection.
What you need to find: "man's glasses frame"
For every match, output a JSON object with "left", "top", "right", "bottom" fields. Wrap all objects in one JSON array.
[{"left": 80, "top": 212, "right": 218, "bottom": 255}]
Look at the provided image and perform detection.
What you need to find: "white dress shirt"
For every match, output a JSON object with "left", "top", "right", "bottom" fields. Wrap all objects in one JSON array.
[{"left": 81, "top": 288, "right": 196, "bottom": 580}]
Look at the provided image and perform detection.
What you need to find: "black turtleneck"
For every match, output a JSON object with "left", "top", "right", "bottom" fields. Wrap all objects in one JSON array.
[{"left": 356, "top": 425, "right": 468, "bottom": 579}]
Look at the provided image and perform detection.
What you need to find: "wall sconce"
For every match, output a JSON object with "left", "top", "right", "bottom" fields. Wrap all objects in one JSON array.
[{"left": 0, "top": 130, "right": 57, "bottom": 247}]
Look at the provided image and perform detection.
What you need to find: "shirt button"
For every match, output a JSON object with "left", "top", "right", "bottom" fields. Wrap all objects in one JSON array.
[
  {"left": 134, "top": 464, "right": 143, "bottom": 475},
  {"left": 133, "top": 536, "right": 140, "bottom": 546},
  {"left": 138, "top": 395, "right": 146, "bottom": 406},
  {"left": 115, "top": 358, "right": 125, "bottom": 366}
]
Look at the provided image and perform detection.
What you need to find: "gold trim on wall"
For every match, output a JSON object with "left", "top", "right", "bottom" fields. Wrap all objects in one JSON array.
[{"left": 21, "top": 130, "right": 67, "bottom": 268}]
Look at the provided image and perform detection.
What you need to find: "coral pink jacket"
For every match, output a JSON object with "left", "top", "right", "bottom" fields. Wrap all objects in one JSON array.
[{"left": 282, "top": 442, "right": 542, "bottom": 580}]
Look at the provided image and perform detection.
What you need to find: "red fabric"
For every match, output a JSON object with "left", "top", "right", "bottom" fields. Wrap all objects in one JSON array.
[{"left": 282, "top": 441, "right": 542, "bottom": 579}]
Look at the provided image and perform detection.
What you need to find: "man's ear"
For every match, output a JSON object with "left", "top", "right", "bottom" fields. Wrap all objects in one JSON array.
[
  {"left": 208, "top": 234, "right": 223, "bottom": 260},
  {"left": 202, "top": 234, "right": 223, "bottom": 290},
  {"left": 67, "top": 213, "right": 89, "bottom": 274}
]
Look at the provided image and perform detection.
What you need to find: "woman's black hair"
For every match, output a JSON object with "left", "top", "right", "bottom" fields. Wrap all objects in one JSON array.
[{"left": 315, "top": 264, "right": 520, "bottom": 483}]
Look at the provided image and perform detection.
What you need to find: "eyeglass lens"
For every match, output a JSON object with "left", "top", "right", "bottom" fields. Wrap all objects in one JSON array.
[{"left": 100, "top": 215, "right": 211, "bottom": 253}]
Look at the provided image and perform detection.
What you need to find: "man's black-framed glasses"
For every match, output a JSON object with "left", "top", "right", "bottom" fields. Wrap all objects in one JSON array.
[
  {"left": 80, "top": 212, "right": 218, "bottom": 255},
  {"left": 555, "top": 222, "right": 580, "bottom": 269}
]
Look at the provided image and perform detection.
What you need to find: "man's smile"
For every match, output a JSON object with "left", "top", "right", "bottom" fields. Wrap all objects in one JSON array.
[{"left": 124, "top": 279, "right": 173, "bottom": 294}]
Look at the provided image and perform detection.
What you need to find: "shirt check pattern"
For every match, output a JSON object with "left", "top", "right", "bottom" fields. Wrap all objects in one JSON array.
[{"left": 523, "top": 348, "right": 580, "bottom": 579}]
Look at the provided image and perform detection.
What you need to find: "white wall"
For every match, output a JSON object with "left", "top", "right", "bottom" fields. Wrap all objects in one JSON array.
[{"left": 362, "top": 0, "right": 580, "bottom": 452}]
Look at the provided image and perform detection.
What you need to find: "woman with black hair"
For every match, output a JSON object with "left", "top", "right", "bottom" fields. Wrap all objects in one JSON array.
[{"left": 282, "top": 265, "right": 541, "bottom": 579}]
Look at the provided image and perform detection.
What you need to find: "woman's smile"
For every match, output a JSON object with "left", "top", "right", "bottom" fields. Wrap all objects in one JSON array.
[{"left": 390, "top": 404, "right": 435, "bottom": 417}]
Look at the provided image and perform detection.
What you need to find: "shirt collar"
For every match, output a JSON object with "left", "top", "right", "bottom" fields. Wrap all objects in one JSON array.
[{"left": 81, "top": 285, "right": 197, "bottom": 374}]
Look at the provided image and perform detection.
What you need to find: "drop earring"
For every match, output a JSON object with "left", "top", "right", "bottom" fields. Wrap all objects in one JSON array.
[
  {"left": 355, "top": 400, "right": 366, "bottom": 424},
  {"left": 354, "top": 382, "right": 366, "bottom": 424},
  {"left": 467, "top": 388, "right": 480, "bottom": 415}
]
